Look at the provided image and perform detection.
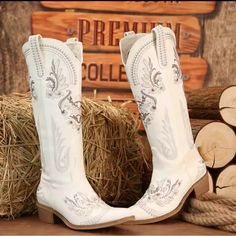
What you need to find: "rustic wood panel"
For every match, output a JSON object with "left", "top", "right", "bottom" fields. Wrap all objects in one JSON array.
[
  {"left": 82, "top": 54, "right": 207, "bottom": 91},
  {"left": 203, "top": 1, "right": 236, "bottom": 86},
  {"left": 32, "top": 12, "right": 201, "bottom": 53},
  {"left": 1, "top": 2, "right": 234, "bottom": 95},
  {"left": 41, "top": 1, "right": 216, "bottom": 14},
  {"left": 0, "top": 1, "right": 42, "bottom": 95}
]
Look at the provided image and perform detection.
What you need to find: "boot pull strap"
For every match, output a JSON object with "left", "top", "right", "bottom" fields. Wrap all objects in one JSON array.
[
  {"left": 66, "top": 38, "right": 83, "bottom": 63},
  {"left": 29, "top": 35, "right": 44, "bottom": 78},
  {"left": 120, "top": 31, "right": 136, "bottom": 65},
  {"left": 152, "top": 25, "right": 167, "bottom": 67}
]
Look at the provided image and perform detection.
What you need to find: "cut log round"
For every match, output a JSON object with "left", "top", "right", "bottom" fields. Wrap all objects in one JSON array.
[
  {"left": 195, "top": 122, "right": 236, "bottom": 168},
  {"left": 219, "top": 85, "right": 236, "bottom": 127},
  {"left": 216, "top": 165, "right": 236, "bottom": 198},
  {"left": 190, "top": 119, "right": 214, "bottom": 140}
]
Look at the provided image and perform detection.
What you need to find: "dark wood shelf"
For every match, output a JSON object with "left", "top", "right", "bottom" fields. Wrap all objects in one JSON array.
[{"left": 0, "top": 215, "right": 233, "bottom": 235}]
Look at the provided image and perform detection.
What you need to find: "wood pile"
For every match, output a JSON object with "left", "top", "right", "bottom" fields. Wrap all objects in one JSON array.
[{"left": 188, "top": 86, "right": 236, "bottom": 197}]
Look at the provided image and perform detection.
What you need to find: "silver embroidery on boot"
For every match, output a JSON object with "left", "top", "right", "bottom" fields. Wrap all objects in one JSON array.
[
  {"left": 137, "top": 178, "right": 182, "bottom": 216},
  {"left": 46, "top": 59, "right": 82, "bottom": 131},
  {"left": 136, "top": 57, "right": 165, "bottom": 127},
  {"left": 51, "top": 119, "right": 70, "bottom": 172},
  {"left": 156, "top": 108, "right": 177, "bottom": 160},
  {"left": 172, "top": 47, "right": 182, "bottom": 83},
  {"left": 64, "top": 192, "right": 106, "bottom": 217}
]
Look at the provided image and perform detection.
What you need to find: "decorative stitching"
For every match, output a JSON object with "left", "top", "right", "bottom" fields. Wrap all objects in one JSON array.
[
  {"left": 135, "top": 57, "right": 165, "bottom": 127},
  {"left": 64, "top": 192, "right": 106, "bottom": 218},
  {"left": 137, "top": 178, "right": 182, "bottom": 215},
  {"left": 155, "top": 26, "right": 167, "bottom": 67},
  {"left": 51, "top": 118, "right": 70, "bottom": 172},
  {"left": 23, "top": 44, "right": 78, "bottom": 84},
  {"left": 156, "top": 108, "right": 177, "bottom": 160},
  {"left": 46, "top": 59, "right": 69, "bottom": 98},
  {"left": 29, "top": 36, "right": 44, "bottom": 77},
  {"left": 29, "top": 76, "right": 37, "bottom": 100},
  {"left": 46, "top": 59, "right": 82, "bottom": 131},
  {"left": 130, "top": 39, "right": 154, "bottom": 86},
  {"left": 172, "top": 46, "right": 182, "bottom": 83}
]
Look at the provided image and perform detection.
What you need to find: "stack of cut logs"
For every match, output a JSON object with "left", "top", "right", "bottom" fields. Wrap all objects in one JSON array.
[{"left": 187, "top": 85, "right": 236, "bottom": 197}]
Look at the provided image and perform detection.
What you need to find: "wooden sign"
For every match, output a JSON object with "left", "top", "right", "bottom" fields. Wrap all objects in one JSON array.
[
  {"left": 41, "top": 1, "right": 216, "bottom": 14},
  {"left": 82, "top": 54, "right": 207, "bottom": 92},
  {"left": 32, "top": 12, "right": 200, "bottom": 53}
]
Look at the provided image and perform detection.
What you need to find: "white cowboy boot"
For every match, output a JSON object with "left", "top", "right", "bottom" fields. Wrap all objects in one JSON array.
[
  {"left": 120, "top": 25, "right": 208, "bottom": 224},
  {"left": 22, "top": 35, "right": 134, "bottom": 230}
]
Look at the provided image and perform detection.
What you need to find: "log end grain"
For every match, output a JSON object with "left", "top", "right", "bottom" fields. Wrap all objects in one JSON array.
[
  {"left": 219, "top": 85, "right": 236, "bottom": 127},
  {"left": 216, "top": 165, "right": 236, "bottom": 198},
  {"left": 195, "top": 122, "right": 236, "bottom": 168}
]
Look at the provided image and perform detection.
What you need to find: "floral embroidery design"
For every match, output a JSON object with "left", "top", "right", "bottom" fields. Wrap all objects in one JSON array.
[
  {"left": 46, "top": 59, "right": 68, "bottom": 98},
  {"left": 156, "top": 108, "right": 177, "bottom": 160},
  {"left": 58, "top": 91, "right": 81, "bottom": 131},
  {"left": 51, "top": 119, "right": 70, "bottom": 172},
  {"left": 136, "top": 57, "right": 164, "bottom": 127},
  {"left": 172, "top": 47, "right": 182, "bottom": 83},
  {"left": 46, "top": 59, "right": 81, "bottom": 131},
  {"left": 65, "top": 192, "right": 105, "bottom": 217},
  {"left": 29, "top": 76, "right": 37, "bottom": 100},
  {"left": 137, "top": 178, "right": 182, "bottom": 213}
]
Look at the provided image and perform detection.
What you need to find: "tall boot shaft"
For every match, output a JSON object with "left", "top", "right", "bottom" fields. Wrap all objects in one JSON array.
[
  {"left": 22, "top": 35, "right": 134, "bottom": 229},
  {"left": 120, "top": 26, "right": 208, "bottom": 223},
  {"left": 23, "top": 36, "right": 85, "bottom": 185},
  {"left": 120, "top": 26, "right": 195, "bottom": 167}
]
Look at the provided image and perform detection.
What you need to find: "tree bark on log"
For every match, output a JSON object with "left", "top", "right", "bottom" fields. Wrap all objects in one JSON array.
[
  {"left": 195, "top": 122, "right": 236, "bottom": 168},
  {"left": 187, "top": 86, "right": 236, "bottom": 127},
  {"left": 186, "top": 87, "right": 224, "bottom": 120},
  {"left": 216, "top": 165, "right": 236, "bottom": 198}
]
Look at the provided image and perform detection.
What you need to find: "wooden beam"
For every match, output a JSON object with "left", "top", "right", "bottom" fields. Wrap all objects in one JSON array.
[{"left": 41, "top": 1, "right": 216, "bottom": 14}]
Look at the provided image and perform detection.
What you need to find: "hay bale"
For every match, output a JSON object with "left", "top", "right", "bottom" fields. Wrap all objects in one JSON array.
[
  {"left": 82, "top": 97, "right": 145, "bottom": 207},
  {"left": 0, "top": 94, "right": 146, "bottom": 218},
  {"left": 0, "top": 93, "right": 40, "bottom": 218}
]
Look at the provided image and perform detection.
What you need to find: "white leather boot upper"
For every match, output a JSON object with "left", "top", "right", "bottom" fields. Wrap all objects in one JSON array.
[
  {"left": 120, "top": 26, "right": 207, "bottom": 221},
  {"left": 22, "top": 35, "right": 132, "bottom": 226}
]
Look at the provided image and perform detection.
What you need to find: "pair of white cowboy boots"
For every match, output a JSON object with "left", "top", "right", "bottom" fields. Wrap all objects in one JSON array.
[{"left": 22, "top": 25, "right": 208, "bottom": 230}]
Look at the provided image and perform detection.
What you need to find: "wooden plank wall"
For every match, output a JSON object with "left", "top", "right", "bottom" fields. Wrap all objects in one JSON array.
[
  {"left": 32, "top": 13, "right": 201, "bottom": 53},
  {"left": 203, "top": 1, "right": 236, "bottom": 87},
  {"left": 0, "top": 1, "right": 235, "bottom": 95},
  {"left": 31, "top": 1, "right": 211, "bottom": 99},
  {"left": 41, "top": 1, "right": 216, "bottom": 14}
]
